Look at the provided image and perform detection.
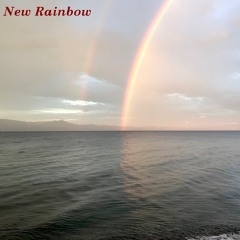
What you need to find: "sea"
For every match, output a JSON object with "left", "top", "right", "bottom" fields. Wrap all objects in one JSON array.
[{"left": 1, "top": 131, "right": 240, "bottom": 240}]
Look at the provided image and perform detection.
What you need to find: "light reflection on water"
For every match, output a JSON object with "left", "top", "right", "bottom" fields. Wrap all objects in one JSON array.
[{"left": 120, "top": 133, "right": 187, "bottom": 202}]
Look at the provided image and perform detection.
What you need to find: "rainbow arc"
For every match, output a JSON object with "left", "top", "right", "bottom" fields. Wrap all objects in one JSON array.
[{"left": 121, "top": 0, "right": 174, "bottom": 130}]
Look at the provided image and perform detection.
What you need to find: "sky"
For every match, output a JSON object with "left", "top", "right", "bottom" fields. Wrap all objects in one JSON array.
[{"left": 0, "top": 0, "right": 240, "bottom": 130}]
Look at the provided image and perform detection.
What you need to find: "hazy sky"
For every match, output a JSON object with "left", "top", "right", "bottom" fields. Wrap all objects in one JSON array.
[{"left": 1, "top": 0, "right": 240, "bottom": 129}]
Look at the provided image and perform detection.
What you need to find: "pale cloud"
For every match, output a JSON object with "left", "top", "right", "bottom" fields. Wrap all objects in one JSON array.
[
  {"left": 62, "top": 99, "right": 102, "bottom": 106},
  {"left": 34, "top": 109, "right": 83, "bottom": 115}
]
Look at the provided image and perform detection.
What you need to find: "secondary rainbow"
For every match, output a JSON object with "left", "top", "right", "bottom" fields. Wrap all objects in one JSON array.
[
  {"left": 121, "top": 0, "right": 174, "bottom": 130},
  {"left": 80, "top": 2, "right": 114, "bottom": 100},
  {"left": 83, "top": 1, "right": 114, "bottom": 75}
]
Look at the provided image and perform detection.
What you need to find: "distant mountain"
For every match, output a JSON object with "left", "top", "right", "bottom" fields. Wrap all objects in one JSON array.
[{"left": 0, "top": 119, "right": 122, "bottom": 131}]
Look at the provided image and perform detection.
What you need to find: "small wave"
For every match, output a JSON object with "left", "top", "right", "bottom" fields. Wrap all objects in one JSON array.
[
  {"left": 188, "top": 233, "right": 240, "bottom": 240},
  {"left": 18, "top": 150, "right": 25, "bottom": 154}
]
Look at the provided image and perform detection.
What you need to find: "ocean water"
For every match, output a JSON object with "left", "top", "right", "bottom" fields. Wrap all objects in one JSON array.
[{"left": 1, "top": 131, "right": 240, "bottom": 240}]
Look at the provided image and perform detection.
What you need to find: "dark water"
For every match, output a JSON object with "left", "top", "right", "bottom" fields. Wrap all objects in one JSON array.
[{"left": 1, "top": 132, "right": 240, "bottom": 240}]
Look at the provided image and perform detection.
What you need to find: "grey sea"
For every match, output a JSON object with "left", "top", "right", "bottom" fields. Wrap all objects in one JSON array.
[{"left": 1, "top": 131, "right": 240, "bottom": 240}]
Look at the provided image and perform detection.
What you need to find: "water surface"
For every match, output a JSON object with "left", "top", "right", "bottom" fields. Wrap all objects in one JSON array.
[{"left": 1, "top": 131, "right": 240, "bottom": 239}]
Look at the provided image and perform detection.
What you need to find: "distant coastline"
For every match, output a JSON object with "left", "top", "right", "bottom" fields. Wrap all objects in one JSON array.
[
  {"left": 0, "top": 119, "right": 120, "bottom": 131},
  {"left": 1, "top": 119, "right": 240, "bottom": 132}
]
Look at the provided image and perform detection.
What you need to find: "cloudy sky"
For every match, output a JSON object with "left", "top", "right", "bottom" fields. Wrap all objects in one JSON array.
[{"left": 0, "top": 0, "right": 240, "bottom": 130}]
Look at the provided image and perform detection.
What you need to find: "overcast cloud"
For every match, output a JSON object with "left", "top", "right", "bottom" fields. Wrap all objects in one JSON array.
[{"left": 0, "top": 0, "right": 240, "bottom": 129}]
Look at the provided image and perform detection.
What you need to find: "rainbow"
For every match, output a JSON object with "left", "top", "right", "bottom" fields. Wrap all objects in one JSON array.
[
  {"left": 79, "top": 2, "right": 114, "bottom": 102},
  {"left": 121, "top": 0, "right": 174, "bottom": 130},
  {"left": 83, "top": 2, "right": 114, "bottom": 75}
]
